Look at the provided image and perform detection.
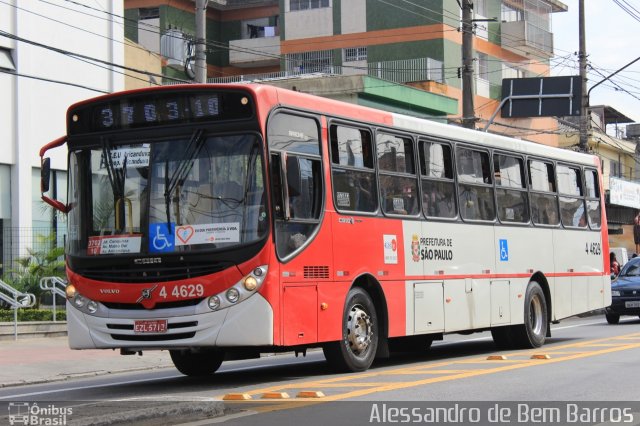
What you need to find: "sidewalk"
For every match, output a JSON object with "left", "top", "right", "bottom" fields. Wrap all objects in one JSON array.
[{"left": 0, "top": 336, "right": 173, "bottom": 387}]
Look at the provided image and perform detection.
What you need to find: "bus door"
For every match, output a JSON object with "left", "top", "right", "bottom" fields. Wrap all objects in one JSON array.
[{"left": 267, "top": 111, "right": 325, "bottom": 346}]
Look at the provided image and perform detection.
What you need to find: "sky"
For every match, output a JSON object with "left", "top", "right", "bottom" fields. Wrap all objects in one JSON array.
[{"left": 551, "top": 0, "right": 640, "bottom": 124}]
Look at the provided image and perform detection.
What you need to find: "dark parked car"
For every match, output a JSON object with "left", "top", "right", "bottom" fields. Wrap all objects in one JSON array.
[{"left": 606, "top": 257, "right": 640, "bottom": 324}]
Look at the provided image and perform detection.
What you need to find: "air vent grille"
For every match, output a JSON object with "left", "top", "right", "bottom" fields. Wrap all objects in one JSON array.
[{"left": 304, "top": 265, "right": 330, "bottom": 279}]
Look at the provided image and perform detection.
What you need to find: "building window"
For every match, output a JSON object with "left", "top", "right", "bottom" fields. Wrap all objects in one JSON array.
[
  {"left": 477, "top": 53, "right": 489, "bottom": 81},
  {"left": 0, "top": 48, "right": 15, "bottom": 71},
  {"left": 139, "top": 7, "right": 159, "bottom": 20},
  {"left": 286, "top": 49, "right": 333, "bottom": 74},
  {"left": 611, "top": 160, "right": 620, "bottom": 177},
  {"left": 290, "top": 0, "right": 330, "bottom": 11},
  {"left": 344, "top": 47, "right": 367, "bottom": 62}
]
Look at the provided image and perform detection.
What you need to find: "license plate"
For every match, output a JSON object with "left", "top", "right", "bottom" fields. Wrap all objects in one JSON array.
[
  {"left": 134, "top": 319, "right": 168, "bottom": 333},
  {"left": 625, "top": 301, "right": 640, "bottom": 308}
]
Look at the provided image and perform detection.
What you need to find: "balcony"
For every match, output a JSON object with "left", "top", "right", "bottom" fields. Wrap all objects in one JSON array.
[
  {"left": 229, "top": 35, "right": 280, "bottom": 68},
  {"left": 501, "top": 20, "right": 553, "bottom": 58}
]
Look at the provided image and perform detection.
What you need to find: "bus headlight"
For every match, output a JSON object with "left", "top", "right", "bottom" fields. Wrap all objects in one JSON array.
[
  {"left": 226, "top": 288, "right": 240, "bottom": 303},
  {"left": 205, "top": 265, "right": 268, "bottom": 311},
  {"left": 243, "top": 276, "right": 258, "bottom": 291},
  {"left": 69, "top": 290, "right": 101, "bottom": 315},
  {"left": 72, "top": 294, "right": 87, "bottom": 308},
  {"left": 208, "top": 295, "right": 221, "bottom": 311}
]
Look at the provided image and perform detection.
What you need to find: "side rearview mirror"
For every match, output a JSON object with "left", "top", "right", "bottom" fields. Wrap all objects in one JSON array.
[{"left": 41, "top": 157, "right": 51, "bottom": 193}]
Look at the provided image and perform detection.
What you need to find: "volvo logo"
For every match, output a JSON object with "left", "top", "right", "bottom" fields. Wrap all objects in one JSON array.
[{"left": 136, "top": 285, "right": 158, "bottom": 303}]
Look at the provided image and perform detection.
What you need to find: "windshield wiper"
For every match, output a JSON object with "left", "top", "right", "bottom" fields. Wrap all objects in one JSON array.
[
  {"left": 163, "top": 129, "right": 206, "bottom": 227},
  {"left": 101, "top": 138, "right": 128, "bottom": 231}
]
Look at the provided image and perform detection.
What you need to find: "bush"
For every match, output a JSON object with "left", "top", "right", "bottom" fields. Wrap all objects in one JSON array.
[{"left": 0, "top": 309, "right": 66, "bottom": 322}]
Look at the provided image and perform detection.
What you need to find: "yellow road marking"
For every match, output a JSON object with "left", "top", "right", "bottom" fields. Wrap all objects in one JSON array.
[{"left": 216, "top": 332, "right": 640, "bottom": 413}]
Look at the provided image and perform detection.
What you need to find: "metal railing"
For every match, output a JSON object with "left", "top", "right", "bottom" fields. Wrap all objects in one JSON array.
[
  {"left": 163, "top": 57, "right": 445, "bottom": 87},
  {"left": 40, "top": 277, "right": 67, "bottom": 323},
  {"left": 0, "top": 279, "right": 36, "bottom": 340}
]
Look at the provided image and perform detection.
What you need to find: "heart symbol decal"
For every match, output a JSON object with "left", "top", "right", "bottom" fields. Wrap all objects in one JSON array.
[{"left": 176, "top": 226, "right": 194, "bottom": 244}]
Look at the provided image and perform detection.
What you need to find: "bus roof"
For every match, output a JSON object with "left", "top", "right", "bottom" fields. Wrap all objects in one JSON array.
[{"left": 67, "top": 83, "right": 598, "bottom": 168}]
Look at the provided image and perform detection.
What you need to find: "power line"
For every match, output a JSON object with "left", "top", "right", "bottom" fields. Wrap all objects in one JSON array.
[
  {"left": 0, "top": 29, "right": 190, "bottom": 84},
  {"left": 0, "top": 68, "right": 108, "bottom": 93}
]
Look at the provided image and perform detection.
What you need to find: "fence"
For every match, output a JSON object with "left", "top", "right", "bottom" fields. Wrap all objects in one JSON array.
[{"left": 1, "top": 227, "right": 65, "bottom": 278}]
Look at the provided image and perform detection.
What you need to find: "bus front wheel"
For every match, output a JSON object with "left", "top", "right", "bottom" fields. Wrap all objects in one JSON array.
[
  {"left": 323, "top": 287, "right": 379, "bottom": 372},
  {"left": 512, "top": 281, "right": 548, "bottom": 348},
  {"left": 169, "top": 349, "right": 224, "bottom": 376}
]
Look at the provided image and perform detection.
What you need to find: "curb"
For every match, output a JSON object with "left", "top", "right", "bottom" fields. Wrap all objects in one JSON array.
[{"left": 0, "top": 364, "right": 174, "bottom": 389}]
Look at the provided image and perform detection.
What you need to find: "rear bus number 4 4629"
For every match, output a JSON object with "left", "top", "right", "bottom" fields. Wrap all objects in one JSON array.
[
  {"left": 585, "top": 242, "right": 601, "bottom": 256},
  {"left": 158, "top": 284, "right": 204, "bottom": 299}
]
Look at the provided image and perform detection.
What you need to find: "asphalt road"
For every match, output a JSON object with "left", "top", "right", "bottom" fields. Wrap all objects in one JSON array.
[{"left": 2, "top": 315, "right": 640, "bottom": 425}]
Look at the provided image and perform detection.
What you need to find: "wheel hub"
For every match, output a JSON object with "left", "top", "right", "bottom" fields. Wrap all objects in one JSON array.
[
  {"left": 347, "top": 305, "right": 372, "bottom": 355},
  {"left": 530, "top": 295, "right": 544, "bottom": 335}
]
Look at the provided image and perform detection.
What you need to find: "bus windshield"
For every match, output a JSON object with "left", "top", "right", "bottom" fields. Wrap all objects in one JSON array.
[{"left": 66, "top": 133, "right": 267, "bottom": 257}]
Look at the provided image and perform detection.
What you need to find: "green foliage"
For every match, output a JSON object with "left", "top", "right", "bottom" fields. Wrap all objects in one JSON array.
[
  {"left": 0, "top": 309, "right": 66, "bottom": 322},
  {"left": 5, "top": 234, "right": 65, "bottom": 307}
]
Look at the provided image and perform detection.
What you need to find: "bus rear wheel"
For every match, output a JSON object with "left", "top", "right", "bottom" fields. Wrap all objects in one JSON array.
[
  {"left": 512, "top": 281, "right": 548, "bottom": 348},
  {"left": 323, "top": 287, "right": 378, "bottom": 372},
  {"left": 169, "top": 349, "right": 224, "bottom": 376}
]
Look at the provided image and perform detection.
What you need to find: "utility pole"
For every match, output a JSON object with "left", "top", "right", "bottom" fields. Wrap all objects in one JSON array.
[
  {"left": 195, "top": 0, "right": 208, "bottom": 83},
  {"left": 578, "top": 0, "right": 589, "bottom": 152},
  {"left": 461, "top": 0, "right": 476, "bottom": 129}
]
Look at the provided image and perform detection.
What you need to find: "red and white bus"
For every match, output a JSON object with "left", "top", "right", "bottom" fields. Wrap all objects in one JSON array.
[{"left": 40, "top": 84, "right": 610, "bottom": 375}]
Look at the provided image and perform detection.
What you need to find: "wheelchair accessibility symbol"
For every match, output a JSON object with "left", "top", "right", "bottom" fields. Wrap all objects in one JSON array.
[
  {"left": 149, "top": 223, "right": 175, "bottom": 253},
  {"left": 499, "top": 239, "right": 509, "bottom": 262}
]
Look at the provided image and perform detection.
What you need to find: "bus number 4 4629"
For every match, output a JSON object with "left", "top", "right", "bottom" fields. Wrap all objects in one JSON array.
[{"left": 158, "top": 284, "right": 205, "bottom": 299}]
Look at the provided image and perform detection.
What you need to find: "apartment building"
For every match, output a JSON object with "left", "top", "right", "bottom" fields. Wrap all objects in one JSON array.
[
  {"left": 0, "top": 0, "right": 124, "bottom": 275},
  {"left": 124, "top": 0, "right": 567, "bottom": 142}
]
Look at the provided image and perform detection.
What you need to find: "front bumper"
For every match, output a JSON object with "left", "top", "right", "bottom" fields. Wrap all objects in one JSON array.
[
  {"left": 67, "top": 293, "right": 274, "bottom": 350},
  {"left": 606, "top": 297, "right": 640, "bottom": 316}
]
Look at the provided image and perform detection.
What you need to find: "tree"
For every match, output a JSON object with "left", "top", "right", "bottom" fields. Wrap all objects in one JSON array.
[{"left": 7, "top": 234, "right": 65, "bottom": 308}]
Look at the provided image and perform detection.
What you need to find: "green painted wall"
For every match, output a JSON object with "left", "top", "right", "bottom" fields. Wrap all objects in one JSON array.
[
  {"left": 442, "top": 38, "right": 461, "bottom": 89},
  {"left": 367, "top": 39, "right": 445, "bottom": 63},
  {"left": 442, "top": 0, "right": 460, "bottom": 29},
  {"left": 124, "top": 9, "right": 139, "bottom": 43},
  {"left": 333, "top": 0, "right": 341, "bottom": 35},
  {"left": 279, "top": 0, "right": 286, "bottom": 39},
  {"left": 366, "top": 0, "right": 445, "bottom": 30}
]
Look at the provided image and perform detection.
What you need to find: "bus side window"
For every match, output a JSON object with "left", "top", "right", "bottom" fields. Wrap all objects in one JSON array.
[
  {"left": 420, "top": 140, "right": 456, "bottom": 219},
  {"left": 494, "top": 153, "right": 529, "bottom": 223},
  {"left": 557, "top": 164, "right": 587, "bottom": 228},
  {"left": 529, "top": 159, "right": 560, "bottom": 226},
  {"left": 377, "top": 132, "right": 419, "bottom": 216},
  {"left": 456, "top": 147, "right": 495, "bottom": 221},
  {"left": 329, "top": 125, "right": 378, "bottom": 213},
  {"left": 584, "top": 168, "right": 601, "bottom": 229}
]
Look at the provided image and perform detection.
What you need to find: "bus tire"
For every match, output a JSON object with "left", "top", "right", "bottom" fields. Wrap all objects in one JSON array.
[
  {"left": 323, "top": 287, "right": 378, "bottom": 372},
  {"left": 512, "top": 282, "right": 548, "bottom": 348},
  {"left": 169, "top": 349, "right": 224, "bottom": 376},
  {"left": 606, "top": 313, "right": 620, "bottom": 324}
]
